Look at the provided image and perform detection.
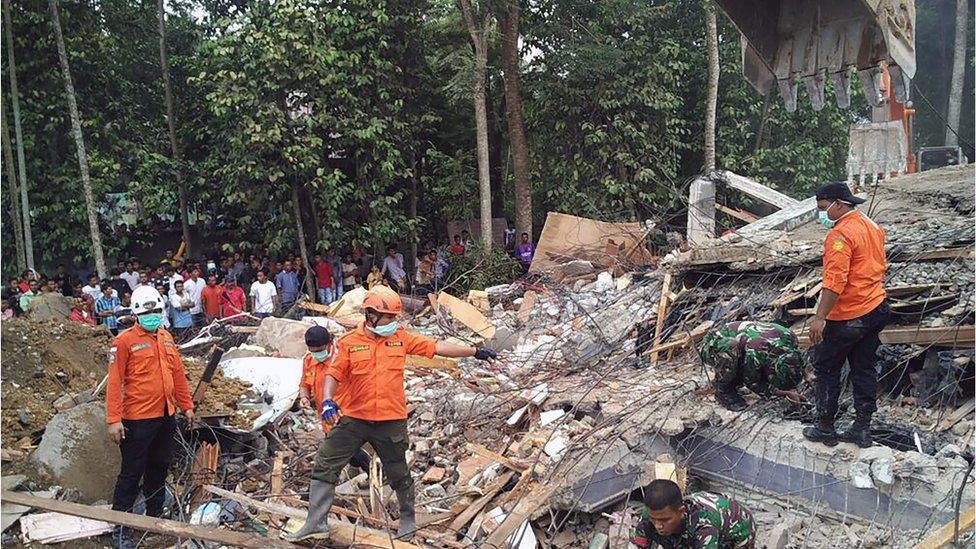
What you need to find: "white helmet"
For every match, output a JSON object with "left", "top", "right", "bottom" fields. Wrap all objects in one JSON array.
[{"left": 131, "top": 286, "right": 164, "bottom": 315}]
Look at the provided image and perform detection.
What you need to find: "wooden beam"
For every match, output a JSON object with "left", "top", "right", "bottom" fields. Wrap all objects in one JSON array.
[
  {"left": 405, "top": 355, "right": 459, "bottom": 372},
  {"left": 448, "top": 471, "right": 515, "bottom": 534},
  {"left": 0, "top": 490, "right": 291, "bottom": 549},
  {"left": 913, "top": 504, "right": 975, "bottom": 549},
  {"left": 650, "top": 273, "right": 673, "bottom": 365},
  {"left": 878, "top": 325, "right": 975, "bottom": 347},
  {"left": 641, "top": 321, "right": 714, "bottom": 356},
  {"left": 465, "top": 443, "right": 529, "bottom": 473},
  {"left": 202, "top": 485, "right": 419, "bottom": 549},
  {"left": 718, "top": 170, "right": 799, "bottom": 209},
  {"left": 938, "top": 398, "right": 976, "bottom": 432},
  {"left": 715, "top": 203, "right": 760, "bottom": 223},
  {"left": 482, "top": 482, "right": 559, "bottom": 548}
]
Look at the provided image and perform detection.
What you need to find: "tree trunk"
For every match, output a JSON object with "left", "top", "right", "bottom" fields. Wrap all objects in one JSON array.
[
  {"left": 945, "top": 0, "right": 968, "bottom": 147},
  {"left": 500, "top": 1, "right": 532, "bottom": 239},
  {"left": 487, "top": 78, "right": 504, "bottom": 218},
  {"left": 704, "top": 3, "right": 719, "bottom": 171},
  {"left": 2, "top": 104, "right": 26, "bottom": 270},
  {"left": 4, "top": 0, "right": 34, "bottom": 269},
  {"left": 291, "top": 180, "right": 316, "bottom": 299},
  {"left": 50, "top": 0, "right": 107, "bottom": 278},
  {"left": 407, "top": 153, "right": 419, "bottom": 281},
  {"left": 459, "top": 0, "right": 493, "bottom": 250},
  {"left": 158, "top": 0, "right": 193, "bottom": 258}
]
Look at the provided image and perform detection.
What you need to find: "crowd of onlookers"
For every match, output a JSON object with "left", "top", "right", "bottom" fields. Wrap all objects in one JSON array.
[{"left": 1, "top": 229, "right": 536, "bottom": 340}]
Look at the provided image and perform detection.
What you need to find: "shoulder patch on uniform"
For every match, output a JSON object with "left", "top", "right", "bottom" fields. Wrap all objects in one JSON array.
[
  {"left": 349, "top": 344, "right": 370, "bottom": 353},
  {"left": 832, "top": 239, "right": 845, "bottom": 251},
  {"left": 163, "top": 340, "right": 177, "bottom": 348},
  {"left": 130, "top": 342, "right": 151, "bottom": 352},
  {"left": 385, "top": 340, "right": 403, "bottom": 347},
  {"left": 108, "top": 346, "right": 117, "bottom": 364}
]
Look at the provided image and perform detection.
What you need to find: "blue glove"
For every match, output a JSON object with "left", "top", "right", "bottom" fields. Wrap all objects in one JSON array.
[{"left": 321, "top": 399, "right": 341, "bottom": 422}]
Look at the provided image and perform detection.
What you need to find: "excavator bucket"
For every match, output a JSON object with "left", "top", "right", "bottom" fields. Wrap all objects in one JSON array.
[{"left": 714, "top": 0, "right": 916, "bottom": 112}]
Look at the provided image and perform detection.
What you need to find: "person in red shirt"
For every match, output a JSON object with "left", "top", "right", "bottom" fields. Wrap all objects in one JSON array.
[
  {"left": 69, "top": 296, "right": 96, "bottom": 326},
  {"left": 448, "top": 234, "right": 466, "bottom": 255},
  {"left": 105, "top": 286, "right": 193, "bottom": 548},
  {"left": 286, "top": 289, "right": 497, "bottom": 542},
  {"left": 199, "top": 275, "right": 223, "bottom": 322},
  {"left": 804, "top": 182, "right": 889, "bottom": 448},
  {"left": 219, "top": 277, "right": 247, "bottom": 319},
  {"left": 313, "top": 255, "right": 335, "bottom": 305}
]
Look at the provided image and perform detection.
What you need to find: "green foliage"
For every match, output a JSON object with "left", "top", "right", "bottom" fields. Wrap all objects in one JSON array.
[{"left": 443, "top": 245, "right": 522, "bottom": 293}]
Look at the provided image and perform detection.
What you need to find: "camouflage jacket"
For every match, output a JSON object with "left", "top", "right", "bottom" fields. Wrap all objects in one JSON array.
[
  {"left": 631, "top": 491, "right": 756, "bottom": 549},
  {"left": 699, "top": 321, "right": 804, "bottom": 395}
]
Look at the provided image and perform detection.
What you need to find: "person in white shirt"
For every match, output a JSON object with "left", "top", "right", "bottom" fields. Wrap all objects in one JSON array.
[
  {"left": 342, "top": 255, "right": 358, "bottom": 289},
  {"left": 249, "top": 270, "right": 278, "bottom": 318},
  {"left": 81, "top": 275, "right": 103, "bottom": 302},
  {"left": 120, "top": 265, "right": 140, "bottom": 291},
  {"left": 183, "top": 267, "right": 205, "bottom": 326},
  {"left": 380, "top": 246, "right": 407, "bottom": 293}
]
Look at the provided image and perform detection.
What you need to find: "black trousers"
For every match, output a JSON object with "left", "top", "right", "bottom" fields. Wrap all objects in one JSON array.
[
  {"left": 311, "top": 417, "right": 410, "bottom": 491},
  {"left": 812, "top": 302, "right": 889, "bottom": 423},
  {"left": 112, "top": 414, "right": 176, "bottom": 517}
]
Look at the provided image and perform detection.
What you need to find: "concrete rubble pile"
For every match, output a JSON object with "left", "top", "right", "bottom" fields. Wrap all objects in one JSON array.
[{"left": 1, "top": 166, "right": 974, "bottom": 548}]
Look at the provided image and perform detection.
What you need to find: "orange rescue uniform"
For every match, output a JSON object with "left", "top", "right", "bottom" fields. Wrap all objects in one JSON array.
[
  {"left": 105, "top": 325, "right": 194, "bottom": 424},
  {"left": 300, "top": 348, "right": 348, "bottom": 433},
  {"left": 326, "top": 323, "right": 437, "bottom": 421},
  {"left": 821, "top": 210, "right": 887, "bottom": 321}
]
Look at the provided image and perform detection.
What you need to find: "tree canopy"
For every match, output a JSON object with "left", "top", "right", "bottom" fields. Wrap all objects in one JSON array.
[{"left": 3, "top": 0, "right": 972, "bottom": 275}]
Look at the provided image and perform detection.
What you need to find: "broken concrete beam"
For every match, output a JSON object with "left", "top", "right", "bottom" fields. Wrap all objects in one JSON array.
[
  {"left": 715, "top": 170, "right": 799, "bottom": 210},
  {"left": 687, "top": 177, "right": 716, "bottom": 246},
  {"left": 737, "top": 196, "right": 818, "bottom": 237}
]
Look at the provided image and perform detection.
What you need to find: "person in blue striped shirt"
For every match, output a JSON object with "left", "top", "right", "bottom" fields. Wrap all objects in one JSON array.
[{"left": 95, "top": 284, "right": 121, "bottom": 335}]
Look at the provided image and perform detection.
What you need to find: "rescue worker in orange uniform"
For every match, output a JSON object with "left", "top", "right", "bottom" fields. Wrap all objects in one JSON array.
[
  {"left": 286, "top": 289, "right": 497, "bottom": 542},
  {"left": 105, "top": 286, "right": 194, "bottom": 549},
  {"left": 298, "top": 325, "right": 370, "bottom": 472},
  {"left": 803, "top": 182, "right": 889, "bottom": 448}
]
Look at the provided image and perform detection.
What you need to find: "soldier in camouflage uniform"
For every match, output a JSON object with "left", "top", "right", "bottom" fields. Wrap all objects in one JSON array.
[
  {"left": 699, "top": 320, "right": 806, "bottom": 411},
  {"left": 632, "top": 479, "right": 756, "bottom": 549}
]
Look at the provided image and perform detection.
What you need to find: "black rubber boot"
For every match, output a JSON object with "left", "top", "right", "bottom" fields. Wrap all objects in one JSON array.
[
  {"left": 715, "top": 388, "right": 748, "bottom": 412},
  {"left": 111, "top": 526, "right": 136, "bottom": 549},
  {"left": 803, "top": 421, "right": 839, "bottom": 446},
  {"left": 283, "top": 480, "right": 335, "bottom": 541},
  {"left": 838, "top": 415, "right": 873, "bottom": 448},
  {"left": 395, "top": 484, "right": 416, "bottom": 540}
]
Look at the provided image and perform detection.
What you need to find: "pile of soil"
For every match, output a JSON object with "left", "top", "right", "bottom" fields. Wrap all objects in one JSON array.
[
  {"left": 1, "top": 319, "right": 112, "bottom": 447},
  {"left": 182, "top": 357, "right": 259, "bottom": 429}
]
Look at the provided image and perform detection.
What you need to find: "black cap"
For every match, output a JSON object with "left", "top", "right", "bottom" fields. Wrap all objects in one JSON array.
[
  {"left": 815, "top": 182, "right": 866, "bottom": 204},
  {"left": 304, "top": 326, "right": 332, "bottom": 347}
]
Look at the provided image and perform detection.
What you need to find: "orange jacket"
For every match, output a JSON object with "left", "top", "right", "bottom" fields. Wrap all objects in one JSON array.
[
  {"left": 821, "top": 210, "right": 887, "bottom": 321},
  {"left": 105, "top": 325, "right": 194, "bottom": 424},
  {"left": 326, "top": 323, "right": 437, "bottom": 421},
  {"left": 300, "top": 346, "right": 347, "bottom": 433}
]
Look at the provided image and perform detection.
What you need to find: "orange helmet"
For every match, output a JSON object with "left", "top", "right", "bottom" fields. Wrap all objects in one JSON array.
[{"left": 362, "top": 289, "right": 402, "bottom": 315}]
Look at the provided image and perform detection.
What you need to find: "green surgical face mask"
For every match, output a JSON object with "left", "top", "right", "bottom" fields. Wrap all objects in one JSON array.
[
  {"left": 138, "top": 313, "right": 163, "bottom": 331},
  {"left": 311, "top": 350, "right": 331, "bottom": 362},
  {"left": 369, "top": 321, "right": 398, "bottom": 337}
]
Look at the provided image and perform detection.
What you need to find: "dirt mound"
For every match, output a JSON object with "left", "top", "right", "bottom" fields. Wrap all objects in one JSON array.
[
  {"left": 1, "top": 318, "right": 112, "bottom": 447},
  {"left": 183, "top": 356, "right": 258, "bottom": 430},
  {"left": 24, "top": 292, "right": 74, "bottom": 322}
]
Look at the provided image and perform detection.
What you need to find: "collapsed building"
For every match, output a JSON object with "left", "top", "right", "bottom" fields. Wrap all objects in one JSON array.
[{"left": 0, "top": 164, "right": 973, "bottom": 548}]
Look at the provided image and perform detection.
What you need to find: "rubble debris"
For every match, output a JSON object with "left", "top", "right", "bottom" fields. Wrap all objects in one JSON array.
[
  {"left": 20, "top": 509, "right": 114, "bottom": 544},
  {"left": 23, "top": 292, "right": 75, "bottom": 323},
  {"left": 530, "top": 212, "right": 655, "bottom": 273}
]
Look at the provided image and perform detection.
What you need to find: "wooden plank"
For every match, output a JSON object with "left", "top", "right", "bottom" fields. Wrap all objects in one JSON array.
[
  {"left": 482, "top": 482, "right": 560, "bottom": 548},
  {"left": 191, "top": 347, "right": 225, "bottom": 406},
  {"left": 649, "top": 273, "right": 673, "bottom": 365},
  {"left": 405, "top": 355, "right": 459, "bottom": 372},
  {"left": 270, "top": 453, "right": 284, "bottom": 505},
  {"left": 434, "top": 291, "right": 496, "bottom": 339},
  {"left": 887, "top": 284, "right": 937, "bottom": 298},
  {"left": 938, "top": 398, "right": 976, "bottom": 432},
  {"left": 465, "top": 443, "right": 529, "bottom": 473},
  {"left": 203, "top": 485, "right": 419, "bottom": 548},
  {"left": 803, "top": 281, "right": 823, "bottom": 299},
  {"left": 719, "top": 170, "right": 799, "bottom": 209},
  {"left": 913, "top": 504, "right": 975, "bottom": 549},
  {"left": 0, "top": 490, "right": 291, "bottom": 548},
  {"left": 787, "top": 307, "right": 816, "bottom": 316},
  {"left": 715, "top": 203, "right": 760, "bottom": 223},
  {"left": 642, "top": 321, "right": 714, "bottom": 356},
  {"left": 878, "top": 325, "right": 975, "bottom": 346},
  {"left": 517, "top": 291, "right": 537, "bottom": 325},
  {"left": 448, "top": 471, "right": 515, "bottom": 534}
]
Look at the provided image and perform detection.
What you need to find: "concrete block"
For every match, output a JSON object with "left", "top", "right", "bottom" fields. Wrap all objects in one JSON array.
[{"left": 30, "top": 402, "right": 121, "bottom": 503}]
